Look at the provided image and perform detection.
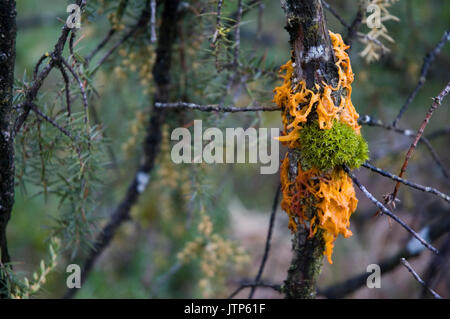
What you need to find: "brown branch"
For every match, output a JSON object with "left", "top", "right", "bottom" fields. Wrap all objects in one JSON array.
[
  {"left": 359, "top": 114, "right": 449, "bottom": 178},
  {"left": 389, "top": 82, "right": 450, "bottom": 208},
  {"left": 281, "top": 0, "right": 339, "bottom": 299},
  {"left": 13, "top": 0, "right": 86, "bottom": 135},
  {"left": 60, "top": 58, "right": 88, "bottom": 122}
]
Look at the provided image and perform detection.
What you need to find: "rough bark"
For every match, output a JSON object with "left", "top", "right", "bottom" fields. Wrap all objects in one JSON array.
[
  {"left": 0, "top": 0, "right": 17, "bottom": 298},
  {"left": 281, "top": 0, "right": 339, "bottom": 299}
]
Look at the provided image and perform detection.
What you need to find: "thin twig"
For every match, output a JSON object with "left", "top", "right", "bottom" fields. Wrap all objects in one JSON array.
[
  {"left": 86, "top": 29, "right": 116, "bottom": 63},
  {"left": 155, "top": 102, "right": 280, "bottom": 112},
  {"left": 400, "top": 258, "right": 442, "bottom": 299},
  {"left": 359, "top": 114, "right": 449, "bottom": 178},
  {"left": 60, "top": 57, "right": 88, "bottom": 124},
  {"left": 321, "top": 0, "right": 350, "bottom": 29},
  {"left": 320, "top": 215, "right": 450, "bottom": 298},
  {"left": 345, "top": 5, "right": 363, "bottom": 48},
  {"left": 249, "top": 184, "right": 281, "bottom": 299},
  {"left": 362, "top": 162, "right": 450, "bottom": 205},
  {"left": 344, "top": 166, "right": 439, "bottom": 255},
  {"left": 30, "top": 104, "right": 74, "bottom": 139},
  {"left": 389, "top": 82, "right": 450, "bottom": 207},
  {"left": 393, "top": 31, "right": 450, "bottom": 127},
  {"left": 14, "top": 0, "right": 86, "bottom": 136},
  {"left": 55, "top": 63, "right": 72, "bottom": 116}
]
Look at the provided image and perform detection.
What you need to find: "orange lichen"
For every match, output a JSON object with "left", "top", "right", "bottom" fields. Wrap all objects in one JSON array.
[{"left": 275, "top": 31, "right": 361, "bottom": 264}]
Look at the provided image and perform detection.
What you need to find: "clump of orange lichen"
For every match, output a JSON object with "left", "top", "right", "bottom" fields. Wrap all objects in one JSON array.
[{"left": 275, "top": 31, "right": 362, "bottom": 264}]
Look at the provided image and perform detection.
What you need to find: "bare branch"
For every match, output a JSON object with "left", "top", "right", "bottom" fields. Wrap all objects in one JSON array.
[
  {"left": 14, "top": 0, "right": 86, "bottom": 135},
  {"left": 359, "top": 114, "right": 449, "bottom": 178},
  {"left": 400, "top": 258, "right": 442, "bottom": 299},
  {"left": 61, "top": 58, "right": 88, "bottom": 124},
  {"left": 362, "top": 162, "right": 450, "bottom": 205},
  {"left": 321, "top": 0, "right": 350, "bottom": 29},
  {"left": 389, "top": 82, "right": 450, "bottom": 207},
  {"left": 344, "top": 166, "right": 439, "bottom": 255},
  {"left": 30, "top": 103, "right": 74, "bottom": 140},
  {"left": 320, "top": 215, "right": 450, "bottom": 298}
]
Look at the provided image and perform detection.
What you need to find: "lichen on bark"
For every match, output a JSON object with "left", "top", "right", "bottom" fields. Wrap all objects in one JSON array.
[{"left": 279, "top": 0, "right": 352, "bottom": 299}]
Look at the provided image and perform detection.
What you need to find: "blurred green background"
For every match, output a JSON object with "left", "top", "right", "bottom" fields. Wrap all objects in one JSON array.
[{"left": 9, "top": 0, "right": 450, "bottom": 298}]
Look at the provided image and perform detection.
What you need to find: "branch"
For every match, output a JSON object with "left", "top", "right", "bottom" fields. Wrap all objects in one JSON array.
[
  {"left": 248, "top": 184, "right": 281, "bottom": 299},
  {"left": 359, "top": 114, "right": 449, "bottom": 178},
  {"left": 389, "top": 82, "right": 450, "bottom": 208},
  {"left": 320, "top": 215, "right": 450, "bottom": 298},
  {"left": 400, "top": 258, "right": 442, "bottom": 299},
  {"left": 13, "top": 0, "right": 86, "bottom": 135},
  {"left": 60, "top": 57, "right": 88, "bottom": 124},
  {"left": 362, "top": 162, "right": 450, "bottom": 205},
  {"left": 321, "top": 0, "right": 350, "bottom": 29},
  {"left": 30, "top": 103, "right": 74, "bottom": 139},
  {"left": 154, "top": 101, "right": 280, "bottom": 113},
  {"left": 344, "top": 166, "right": 439, "bottom": 255},
  {"left": 281, "top": 0, "right": 336, "bottom": 299},
  {"left": 393, "top": 30, "right": 450, "bottom": 127}
]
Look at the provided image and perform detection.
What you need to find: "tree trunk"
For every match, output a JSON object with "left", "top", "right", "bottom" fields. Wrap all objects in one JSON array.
[
  {"left": 0, "top": 0, "right": 17, "bottom": 298},
  {"left": 281, "top": 0, "right": 339, "bottom": 299}
]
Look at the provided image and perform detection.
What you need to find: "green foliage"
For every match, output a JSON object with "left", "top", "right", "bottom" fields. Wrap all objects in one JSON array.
[{"left": 299, "top": 121, "right": 369, "bottom": 171}]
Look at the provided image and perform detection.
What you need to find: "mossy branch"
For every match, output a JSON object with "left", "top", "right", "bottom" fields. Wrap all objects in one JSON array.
[{"left": 281, "top": 0, "right": 340, "bottom": 299}]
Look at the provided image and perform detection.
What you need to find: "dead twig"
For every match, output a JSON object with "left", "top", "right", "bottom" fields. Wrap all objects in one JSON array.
[{"left": 400, "top": 258, "right": 442, "bottom": 299}]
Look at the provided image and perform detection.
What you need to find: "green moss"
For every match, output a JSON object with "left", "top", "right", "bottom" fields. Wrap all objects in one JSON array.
[{"left": 298, "top": 121, "right": 369, "bottom": 171}]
